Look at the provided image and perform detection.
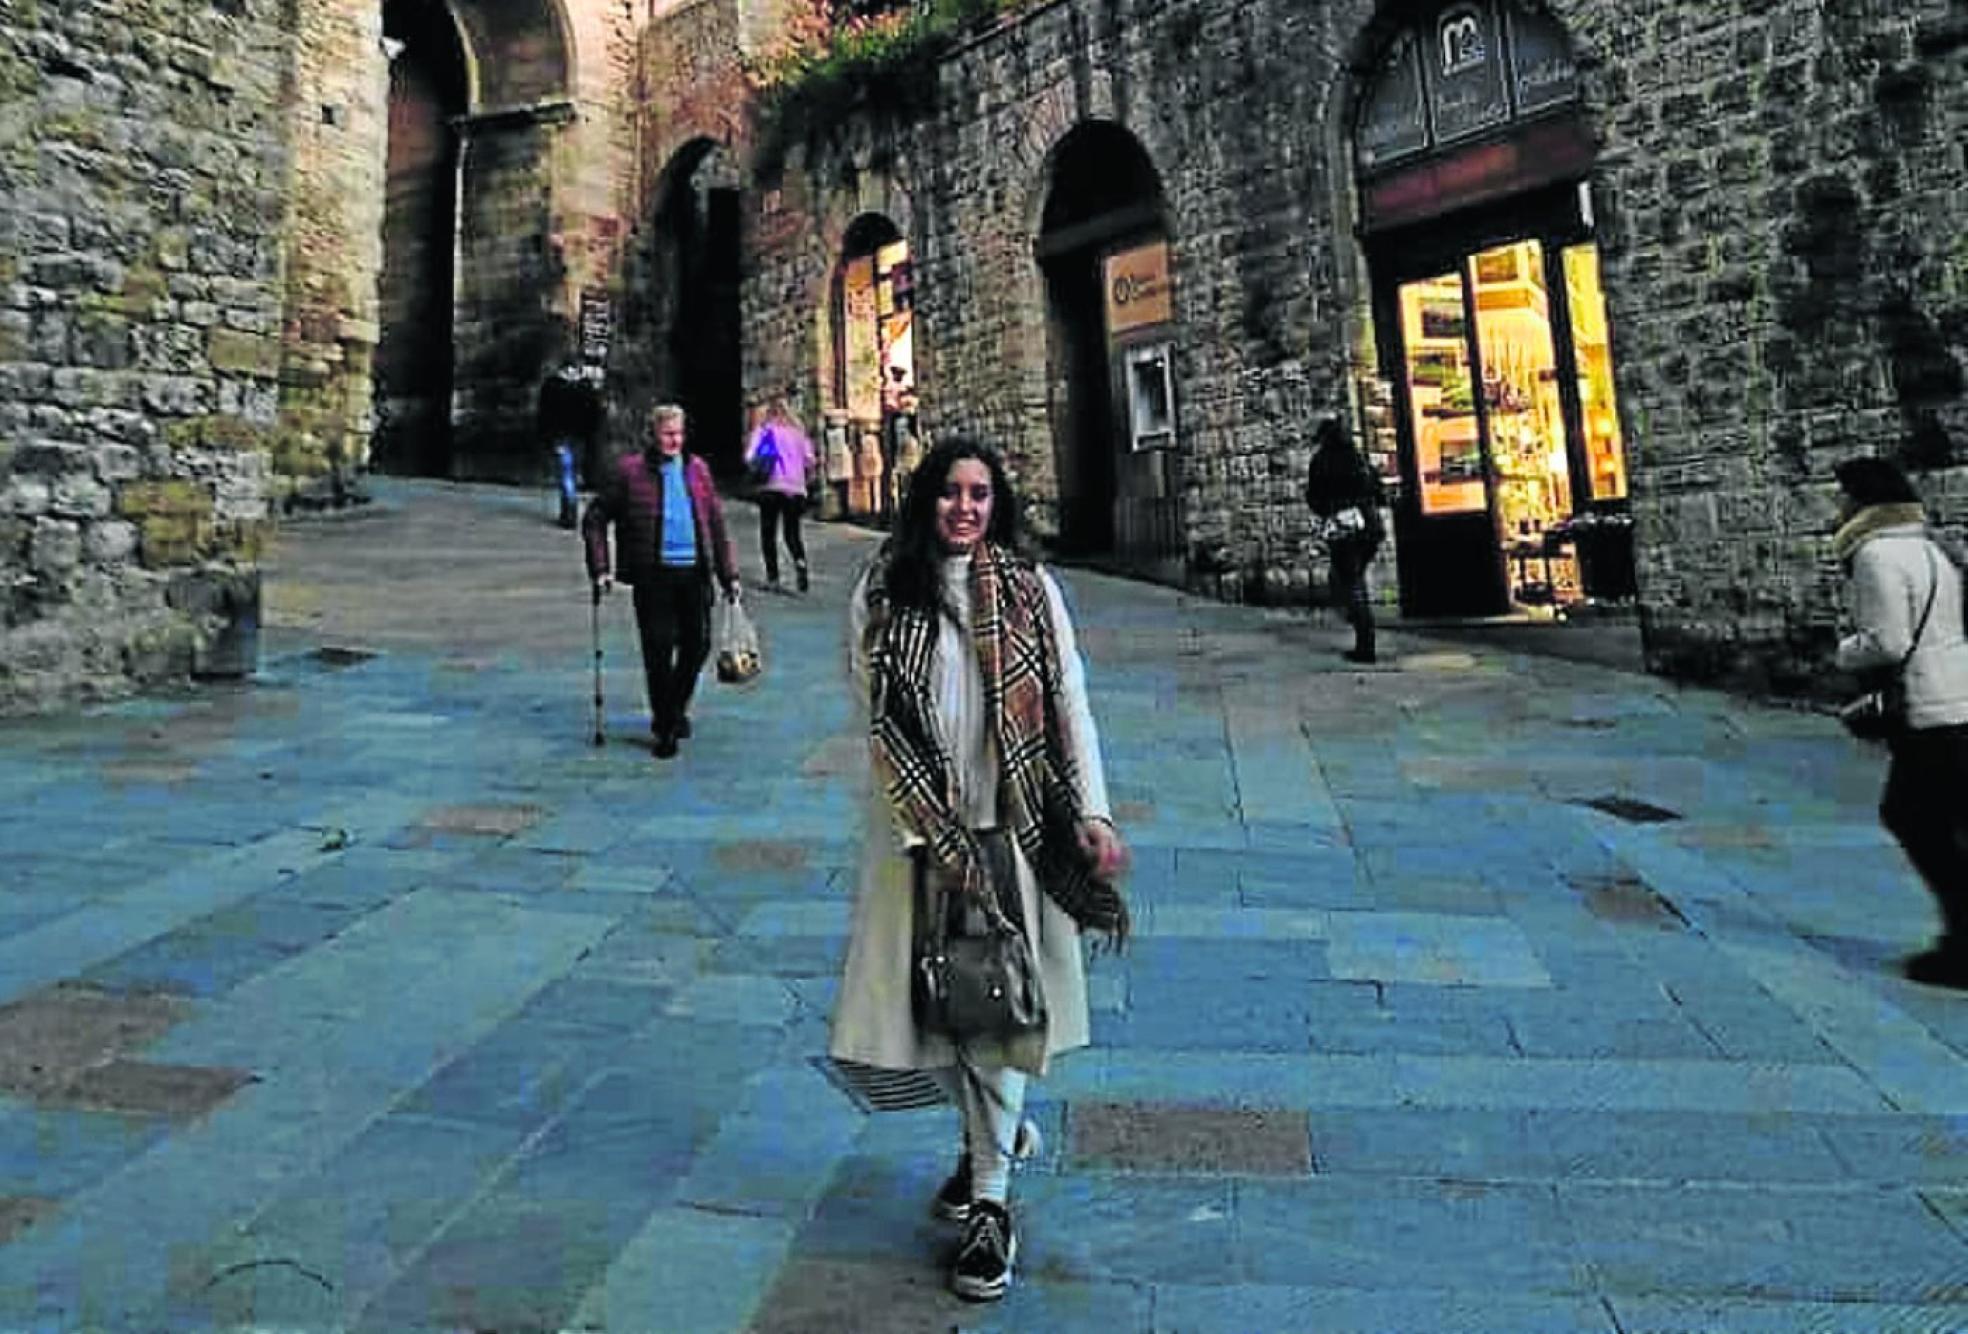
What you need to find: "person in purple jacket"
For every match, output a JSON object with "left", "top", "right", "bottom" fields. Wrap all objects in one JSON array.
[
  {"left": 583, "top": 403, "right": 740, "bottom": 758},
  {"left": 746, "top": 397, "right": 819, "bottom": 593}
]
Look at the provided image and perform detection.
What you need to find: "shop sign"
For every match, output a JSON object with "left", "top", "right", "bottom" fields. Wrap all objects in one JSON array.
[
  {"left": 1506, "top": 2, "right": 1580, "bottom": 115},
  {"left": 579, "top": 289, "right": 612, "bottom": 367},
  {"left": 1104, "top": 241, "right": 1173, "bottom": 338},
  {"left": 1429, "top": 2, "right": 1510, "bottom": 144},
  {"left": 1356, "top": 31, "right": 1430, "bottom": 171}
]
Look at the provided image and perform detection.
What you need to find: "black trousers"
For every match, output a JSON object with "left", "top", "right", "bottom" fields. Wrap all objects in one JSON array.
[
  {"left": 757, "top": 492, "right": 807, "bottom": 582},
  {"left": 631, "top": 567, "right": 710, "bottom": 735},
  {"left": 1329, "top": 536, "right": 1379, "bottom": 653},
  {"left": 1882, "top": 723, "right": 1968, "bottom": 947}
]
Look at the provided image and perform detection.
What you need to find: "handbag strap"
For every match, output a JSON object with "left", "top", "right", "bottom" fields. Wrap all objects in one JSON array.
[{"left": 1902, "top": 543, "right": 1940, "bottom": 671}]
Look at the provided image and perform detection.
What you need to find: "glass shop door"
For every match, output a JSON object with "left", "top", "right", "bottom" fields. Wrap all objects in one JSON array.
[{"left": 1379, "top": 232, "right": 1632, "bottom": 617}]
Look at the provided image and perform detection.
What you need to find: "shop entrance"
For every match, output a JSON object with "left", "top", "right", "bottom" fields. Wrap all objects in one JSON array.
[
  {"left": 1353, "top": 2, "right": 1636, "bottom": 618},
  {"left": 1038, "top": 122, "right": 1182, "bottom": 572},
  {"left": 829, "top": 214, "right": 914, "bottom": 523}
]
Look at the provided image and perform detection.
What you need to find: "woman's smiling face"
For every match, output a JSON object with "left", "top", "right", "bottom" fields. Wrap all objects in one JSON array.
[{"left": 935, "top": 457, "right": 994, "bottom": 554}]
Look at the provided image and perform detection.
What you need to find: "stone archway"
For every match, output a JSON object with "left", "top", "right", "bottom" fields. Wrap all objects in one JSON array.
[
  {"left": 1036, "top": 121, "right": 1178, "bottom": 570},
  {"left": 825, "top": 212, "right": 915, "bottom": 523},
  {"left": 616, "top": 139, "right": 745, "bottom": 479},
  {"left": 373, "top": 0, "right": 469, "bottom": 477},
  {"left": 443, "top": 0, "right": 580, "bottom": 481}
]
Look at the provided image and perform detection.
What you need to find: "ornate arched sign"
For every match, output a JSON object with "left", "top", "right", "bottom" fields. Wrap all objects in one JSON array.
[{"left": 1356, "top": 1, "right": 1581, "bottom": 174}]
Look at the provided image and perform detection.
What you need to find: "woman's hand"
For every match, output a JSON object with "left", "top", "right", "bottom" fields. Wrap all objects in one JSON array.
[{"left": 1076, "top": 816, "right": 1130, "bottom": 881}]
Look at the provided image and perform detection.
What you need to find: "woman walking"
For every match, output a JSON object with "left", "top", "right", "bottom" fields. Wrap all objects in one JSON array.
[
  {"left": 1834, "top": 455, "right": 1968, "bottom": 988},
  {"left": 833, "top": 437, "right": 1131, "bottom": 1301},
  {"left": 745, "top": 398, "right": 817, "bottom": 592},
  {"left": 1304, "top": 416, "right": 1388, "bottom": 663}
]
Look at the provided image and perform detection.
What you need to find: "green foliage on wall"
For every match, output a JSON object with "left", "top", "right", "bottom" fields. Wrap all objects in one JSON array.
[{"left": 748, "top": 0, "right": 1023, "bottom": 175}]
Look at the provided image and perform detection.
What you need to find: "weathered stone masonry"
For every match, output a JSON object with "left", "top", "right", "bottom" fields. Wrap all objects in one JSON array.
[
  {"left": 740, "top": 0, "right": 1968, "bottom": 694},
  {"left": 0, "top": 0, "right": 290, "bottom": 712}
]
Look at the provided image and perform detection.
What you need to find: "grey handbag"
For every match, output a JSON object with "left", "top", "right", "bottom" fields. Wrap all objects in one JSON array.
[{"left": 910, "top": 833, "right": 1048, "bottom": 1043}]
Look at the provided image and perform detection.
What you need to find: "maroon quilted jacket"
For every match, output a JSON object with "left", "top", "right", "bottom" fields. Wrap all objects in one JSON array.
[{"left": 582, "top": 449, "right": 738, "bottom": 593}]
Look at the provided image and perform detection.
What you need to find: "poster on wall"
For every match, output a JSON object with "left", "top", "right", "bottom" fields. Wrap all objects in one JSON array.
[
  {"left": 842, "top": 255, "right": 881, "bottom": 421},
  {"left": 1104, "top": 241, "right": 1174, "bottom": 339},
  {"left": 579, "top": 289, "right": 612, "bottom": 368}
]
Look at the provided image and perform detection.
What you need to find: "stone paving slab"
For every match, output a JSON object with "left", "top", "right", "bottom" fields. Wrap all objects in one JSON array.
[{"left": 3, "top": 480, "right": 1968, "bottom": 1328}]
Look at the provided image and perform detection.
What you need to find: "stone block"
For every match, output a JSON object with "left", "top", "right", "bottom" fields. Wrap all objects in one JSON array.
[
  {"left": 206, "top": 328, "right": 279, "bottom": 378},
  {"left": 117, "top": 479, "right": 213, "bottom": 518},
  {"left": 28, "top": 518, "right": 82, "bottom": 575},
  {"left": 137, "top": 513, "right": 214, "bottom": 567},
  {"left": 49, "top": 367, "right": 124, "bottom": 409},
  {"left": 140, "top": 374, "right": 213, "bottom": 415},
  {"left": 83, "top": 519, "right": 139, "bottom": 564},
  {"left": 3, "top": 479, "right": 51, "bottom": 517},
  {"left": 49, "top": 475, "right": 111, "bottom": 519},
  {"left": 93, "top": 444, "right": 142, "bottom": 481}
]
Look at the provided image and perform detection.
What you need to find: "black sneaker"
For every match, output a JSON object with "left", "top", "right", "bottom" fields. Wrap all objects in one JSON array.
[
  {"left": 950, "top": 1199, "right": 1015, "bottom": 1302},
  {"left": 796, "top": 563, "right": 810, "bottom": 593},
  {"left": 652, "top": 730, "right": 678, "bottom": 759},
  {"left": 930, "top": 1153, "right": 971, "bottom": 1222}
]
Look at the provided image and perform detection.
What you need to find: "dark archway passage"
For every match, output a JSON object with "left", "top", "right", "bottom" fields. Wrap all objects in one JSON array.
[
  {"left": 373, "top": 0, "right": 468, "bottom": 477},
  {"left": 1037, "top": 123, "right": 1178, "bottom": 568},
  {"left": 625, "top": 142, "right": 744, "bottom": 480}
]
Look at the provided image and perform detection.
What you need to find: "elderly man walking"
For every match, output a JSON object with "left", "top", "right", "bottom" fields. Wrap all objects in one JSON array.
[{"left": 583, "top": 403, "right": 740, "bottom": 758}]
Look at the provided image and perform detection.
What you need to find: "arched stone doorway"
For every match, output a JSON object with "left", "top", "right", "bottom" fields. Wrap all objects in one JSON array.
[
  {"left": 621, "top": 140, "right": 745, "bottom": 479},
  {"left": 828, "top": 213, "right": 915, "bottom": 523},
  {"left": 1037, "top": 123, "right": 1181, "bottom": 574},
  {"left": 1351, "top": 0, "right": 1636, "bottom": 618},
  {"left": 440, "top": 0, "right": 576, "bottom": 480},
  {"left": 373, "top": 0, "right": 468, "bottom": 477}
]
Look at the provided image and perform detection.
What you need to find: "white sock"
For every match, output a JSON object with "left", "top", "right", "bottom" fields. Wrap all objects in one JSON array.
[{"left": 957, "top": 1061, "right": 1027, "bottom": 1205}]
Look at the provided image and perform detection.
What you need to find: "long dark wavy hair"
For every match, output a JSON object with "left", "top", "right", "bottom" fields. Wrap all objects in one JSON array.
[{"left": 882, "top": 436, "right": 1024, "bottom": 612}]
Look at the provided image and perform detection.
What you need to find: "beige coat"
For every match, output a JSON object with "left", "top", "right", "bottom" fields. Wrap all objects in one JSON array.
[{"left": 829, "top": 558, "right": 1111, "bottom": 1077}]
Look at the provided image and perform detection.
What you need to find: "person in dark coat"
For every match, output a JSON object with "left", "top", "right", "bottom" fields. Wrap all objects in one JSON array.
[
  {"left": 583, "top": 403, "right": 740, "bottom": 758},
  {"left": 1304, "top": 416, "right": 1388, "bottom": 663}
]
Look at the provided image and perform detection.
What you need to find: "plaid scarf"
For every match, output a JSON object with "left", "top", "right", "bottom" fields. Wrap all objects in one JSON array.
[{"left": 864, "top": 541, "right": 1129, "bottom": 943}]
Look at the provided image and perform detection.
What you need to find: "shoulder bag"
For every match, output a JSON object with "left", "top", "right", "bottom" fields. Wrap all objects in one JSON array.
[
  {"left": 910, "top": 833, "right": 1047, "bottom": 1043},
  {"left": 1841, "top": 544, "right": 1939, "bottom": 743}
]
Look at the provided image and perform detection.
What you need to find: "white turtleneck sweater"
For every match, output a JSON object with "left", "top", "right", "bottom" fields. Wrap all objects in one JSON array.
[{"left": 849, "top": 554, "right": 1112, "bottom": 835}]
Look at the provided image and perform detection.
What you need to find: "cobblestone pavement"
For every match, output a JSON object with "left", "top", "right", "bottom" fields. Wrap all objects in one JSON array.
[{"left": 3, "top": 478, "right": 1968, "bottom": 1331}]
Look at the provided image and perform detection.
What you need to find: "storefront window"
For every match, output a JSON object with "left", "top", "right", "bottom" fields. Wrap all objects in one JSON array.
[
  {"left": 1563, "top": 243, "right": 1626, "bottom": 501},
  {"left": 1467, "top": 239, "right": 1578, "bottom": 606},
  {"left": 1399, "top": 272, "right": 1486, "bottom": 516}
]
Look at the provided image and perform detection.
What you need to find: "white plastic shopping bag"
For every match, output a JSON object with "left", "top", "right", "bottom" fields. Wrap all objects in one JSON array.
[{"left": 714, "top": 592, "right": 762, "bottom": 685}]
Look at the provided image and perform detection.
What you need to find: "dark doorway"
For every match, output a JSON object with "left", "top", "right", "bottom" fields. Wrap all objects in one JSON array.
[
  {"left": 373, "top": 0, "right": 467, "bottom": 476},
  {"left": 648, "top": 144, "right": 744, "bottom": 480},
  {"left": 1037, "top": 123, "right": 1179, "bottom": 569}
]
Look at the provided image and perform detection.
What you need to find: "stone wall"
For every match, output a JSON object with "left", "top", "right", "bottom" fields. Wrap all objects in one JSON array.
[
  {"left": 736, "top": 0, "right": 1968, "bottom": 688},
  {"left": 1565, "top": 0, "right": 1968, "bottom": 691},
  {"left": 0, "top": 0, "right": 290, "bottom": 712},
  {"left": 278, "top": 0, "right": 388, "bottom": 488}
]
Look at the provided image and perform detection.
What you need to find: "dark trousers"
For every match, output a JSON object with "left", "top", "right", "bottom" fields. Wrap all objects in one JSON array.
[
  {"left": 1329, "top": 537, "right": 1379, "bottom": 655},
  {"left": 1882, "top": 723, "right": 1968, "bottom": 947},
  {"left": 757, "top": 492, "right": 807, "bottom": 583},
  {"left": 631, "top": 567, "right": 710, "bottom": 735}
]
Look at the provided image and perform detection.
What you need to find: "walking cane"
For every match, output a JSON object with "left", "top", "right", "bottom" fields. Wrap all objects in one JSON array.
[{"left": 590, "top": 582, "right": 606, "bottom": 747}]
